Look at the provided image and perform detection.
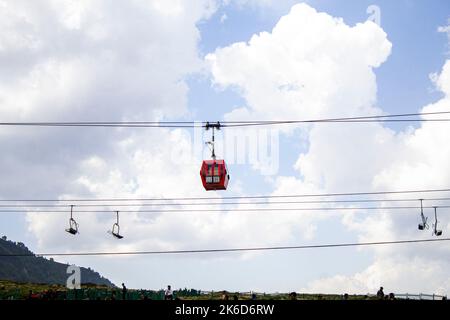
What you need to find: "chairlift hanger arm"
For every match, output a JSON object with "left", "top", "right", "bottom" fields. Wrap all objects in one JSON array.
[
  {"left": 204, "top": 122, "right": 221, "bottom": 160},
  {"left": 433, "top": 206, "right": 443, "bottom": 236},
  {"left": 420, "top": 199, "right": 428, "bottom": 225}
]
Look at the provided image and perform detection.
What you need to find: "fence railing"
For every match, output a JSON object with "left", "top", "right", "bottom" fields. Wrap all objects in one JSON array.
[{"left": 396, "top": 293, "right": 447, "bottom": 300}]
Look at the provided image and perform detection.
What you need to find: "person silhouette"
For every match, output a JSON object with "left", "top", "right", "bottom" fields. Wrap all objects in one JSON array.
[
  {"left": 377, "top": 287, "right": 384, "bottom": 300},
  {"left": 165, "top": 285, "right": 173, "bottom": 300},
  {"left": 122, "top": 283, "right": 127, "bottom": 300}
]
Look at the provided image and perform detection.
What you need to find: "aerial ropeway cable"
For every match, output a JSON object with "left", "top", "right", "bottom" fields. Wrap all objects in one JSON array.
[
  {"left": 0, "top": 111, "right": 449, "bottom": 128},
  {"left": 1, "top": 238, "right": 449, "bottom": 257},
  {"left": 1, "top": 187, "right": 450, "bottom": 202}
]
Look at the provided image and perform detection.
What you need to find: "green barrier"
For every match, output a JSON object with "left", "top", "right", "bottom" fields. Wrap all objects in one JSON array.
[{"left": 0, "top": 286, "right": 203, "bottom": 300}]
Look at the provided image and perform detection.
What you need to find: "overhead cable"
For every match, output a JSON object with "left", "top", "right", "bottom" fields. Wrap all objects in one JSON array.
[
  {"left": 1, "top": 111, "right": 449, "bottom": 128},
  {"left": 1, "top": 187, "right": 450, "bottom": 202},
  {"left": 2, "top": 238, "right": 448, "bottom": 257}
]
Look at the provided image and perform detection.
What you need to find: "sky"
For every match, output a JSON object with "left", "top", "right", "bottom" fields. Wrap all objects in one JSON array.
[{"left": 0, "top": 0, "right": 450, "bottom": 295}]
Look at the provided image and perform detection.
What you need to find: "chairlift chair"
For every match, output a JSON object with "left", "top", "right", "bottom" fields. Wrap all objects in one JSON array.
[
  {"left": 65, "top": 205, "right": 79, "bottom": 235},
  {"left": 109, "top": 211, "right": 124, "bottom": 239}
]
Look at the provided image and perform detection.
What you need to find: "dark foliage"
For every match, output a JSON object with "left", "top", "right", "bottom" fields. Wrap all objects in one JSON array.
[{"left": 0, "top": 236, "right": 114, "bottom": 287}]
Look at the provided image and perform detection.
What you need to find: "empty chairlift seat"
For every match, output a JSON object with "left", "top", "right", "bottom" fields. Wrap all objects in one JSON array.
[{"left": 200, "top": 160, "right": 229, "bottom": 191}]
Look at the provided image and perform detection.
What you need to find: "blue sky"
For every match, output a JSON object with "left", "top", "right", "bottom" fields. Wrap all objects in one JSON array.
[
  {"left": 1, "top": 0, "right": 450, "bottom": 294},
  {"left": 188, "top": 0, "right": 450, "bottom": 190},
  {"left": 195, "top": 0, "right": 449, "bottom": 120}
]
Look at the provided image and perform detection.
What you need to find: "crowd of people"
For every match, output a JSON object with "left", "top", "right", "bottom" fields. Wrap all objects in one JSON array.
[
  {"left": 2, "top": 283, "right": 445, "bottom": 301},
  {"left": 375, "top": 287, "right": 396, "bottom": 300}
]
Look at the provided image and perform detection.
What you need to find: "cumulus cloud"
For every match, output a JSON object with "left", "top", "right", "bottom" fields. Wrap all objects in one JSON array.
[
  {"left": 280, "top": 58, "right": 449, "bottom": 294},
  {"left": 0, "top": 0, "right": 217, "bottom": 122},
  {"left": 207, "top": 3, "right": 391, "bottom": 123},
  {"left": 26, "top": 127, "right": 319, "bottom": 254},
  {"left": 0, "top": 0, "right": 214, "bottom": 197},
  {"left": 1, "top": 0, "right": 294, "bottom": 287},
  {"left": 2, "top": 1, "right": 450, "bottom": 292},
  {"left": 207, "top": 3, "right": 450, "bottom": 294},
  {"left": 0, "top": 0, "right": 217, "bottom": 243},
  {"left": 5, "top": 1, "right": 316, "bottom": 263},
  {"left": 302, "top": 257, "right": 450, "bottom": 295}
]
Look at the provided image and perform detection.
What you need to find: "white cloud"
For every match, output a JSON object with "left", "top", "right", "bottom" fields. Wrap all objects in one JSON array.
[
  {"left": 301, "top": 60, "right": 450, "bottom": 295},
  {"left": 27, "top": 127, "right": 321, "bottom": 252},
  {"left": 438, "top": 18, "right": 450, "bottom": 53},
  {"left": 0, "top": 0, "right": 219, "bottom": 244},
  {"left": 302, "top": 257, "right": 450, "bottom": 296},
  {"left": 0, "top": 0, "right": 216, "bottom": 122},
  {"left": 220, "top": 13, "right": 228, "bottom": 23},
  {"left": 207, "top": 2, "right": 450, "bottom": 294},
  {"left": 0, "top": 0, "right": 214, "bottom": 196},
  {"left": 207, "top": 3, "right": 391, "bottom": 124},
  {"left": 1, "top": 1, "right": 317, "bottom": 274},
  {"left": 2, "top": 1, "right": 450, "bottom": 293}
]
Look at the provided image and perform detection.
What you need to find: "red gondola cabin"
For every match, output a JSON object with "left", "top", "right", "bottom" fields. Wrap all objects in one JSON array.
[{"left": 200, "top": 160, "right": 229, "bottom": 191}]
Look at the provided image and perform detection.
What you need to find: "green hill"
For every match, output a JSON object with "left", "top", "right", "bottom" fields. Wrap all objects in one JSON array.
[{"left": 0, "top": 236, "right": 114, "bottom": 287}]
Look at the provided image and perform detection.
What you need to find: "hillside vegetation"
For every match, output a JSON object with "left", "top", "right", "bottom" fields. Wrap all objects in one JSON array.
[{"left": 0, "top": 236, "right": 114, "bottom": 287}]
